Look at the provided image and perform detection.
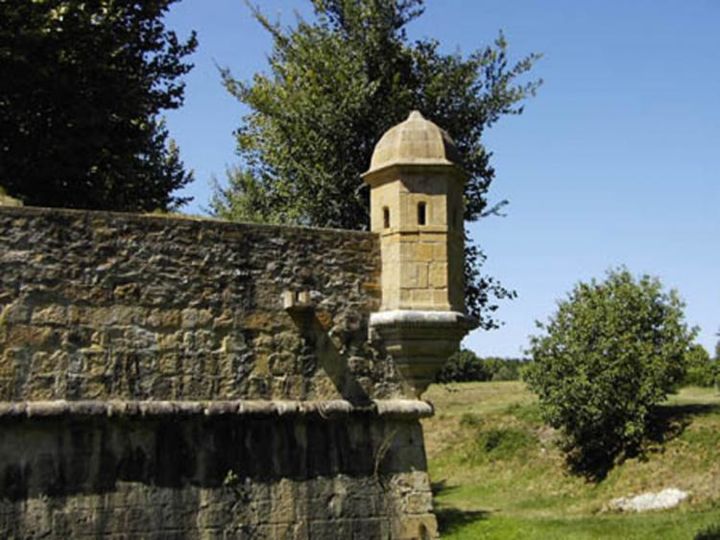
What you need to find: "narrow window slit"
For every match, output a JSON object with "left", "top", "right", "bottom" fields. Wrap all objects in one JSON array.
[
  {"left": 383, "top": 207, "right": 390, "bottom": 228},
  {"left": 417, "top": 202, "right": 427, "bottom": 225}
]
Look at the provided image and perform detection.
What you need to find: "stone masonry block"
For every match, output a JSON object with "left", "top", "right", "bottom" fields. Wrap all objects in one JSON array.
[
  {"left": 400, "top": 264, "right": 428, "bottom": 288},
  {"left": 396, "top": 514, "right": 438, "bottom": 540},
  {"left": 413, "top": 243, "right": 435, "bottom": 262},
  {"left": 410, "top": 289, "right": 432, "bottom": 305},
  {"left": 309, "top": 519, "right": 353, "bottom": 540},
  {"left": 405, "top": 492, "right": 433, "bottom": 515},
  {"left": 431, "top": 290, "right": 449, "bottom": 307},
  {"left": 30, "top": 305, "right": 67, "bottom": 326},
  {"left": 352, "top": 518, "right": 391, "bottom": 540},
  {"left": 432, "top": 243, "right": 447, "bottom": 259},
  {"left": 427, "top": 263, "right": 447, "bottom": 288}
]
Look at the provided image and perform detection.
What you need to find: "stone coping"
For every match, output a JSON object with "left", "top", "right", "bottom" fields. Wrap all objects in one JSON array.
[
  {"left": 0, "top": 205, "right": 376, "bottom": 238},
  {"left": 0, "top": 399, "right": 433, "bottom": 419},
  {"left": 369, "top": 310, "right": 478, "bottom": 329}
]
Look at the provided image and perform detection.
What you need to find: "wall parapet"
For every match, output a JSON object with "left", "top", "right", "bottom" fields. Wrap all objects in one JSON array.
[
  {"left": 0, "top": 204, "right": 377, "bottom": 238},
  {"left": 0, "top": 204, "right": 394, "bottom": 402}
]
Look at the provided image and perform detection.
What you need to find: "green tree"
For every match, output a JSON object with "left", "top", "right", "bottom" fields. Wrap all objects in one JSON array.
[
  {"left": 0, "top": 0, "right": 197, "bottom": 211},
  {"left": 683, "top": 344, "right": 716, "bottom": 387},
  {"left": 436, "top": 352, "right": 526, "bottom": 383},
  {"left": 525, "top": 268, "right": 696, "bottom": 478},
  {"left": 436, "top": 349, "right": 489, "bottom": 383},
  {"left": 213, "top": 0, "right": 541, "bottom": 328}
]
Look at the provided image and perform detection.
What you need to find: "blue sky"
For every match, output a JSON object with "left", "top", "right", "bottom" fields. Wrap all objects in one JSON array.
[{"left": 164, "top": 0, "right": 719, "bottom": 357}]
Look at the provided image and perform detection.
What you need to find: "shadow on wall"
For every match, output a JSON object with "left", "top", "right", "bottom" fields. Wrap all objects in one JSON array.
[
  {"left": 286, "top": 304, "right": 374, "bottom": 405},
  {"left": 0, "top": 414, "right": 426, "bottom": 501}
]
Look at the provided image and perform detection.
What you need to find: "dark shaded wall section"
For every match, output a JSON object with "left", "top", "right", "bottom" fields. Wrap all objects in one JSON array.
[{"left": 0, "top": 413, "right": 432, "bottom": 539}]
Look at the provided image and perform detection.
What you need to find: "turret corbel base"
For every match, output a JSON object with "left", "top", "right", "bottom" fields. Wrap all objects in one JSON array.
[{"left": 369, "top": 310, "right": 478, "bottom": 397}]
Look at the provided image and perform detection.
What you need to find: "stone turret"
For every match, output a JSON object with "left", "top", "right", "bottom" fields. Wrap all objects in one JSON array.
[{"left": 363, "top": 111, "right": 477, "bottom": 396}]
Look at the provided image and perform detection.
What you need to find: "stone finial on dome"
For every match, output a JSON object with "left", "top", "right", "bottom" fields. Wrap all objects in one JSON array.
[{"left": 363, "top": 110, "right": 463, "bottom": 179}]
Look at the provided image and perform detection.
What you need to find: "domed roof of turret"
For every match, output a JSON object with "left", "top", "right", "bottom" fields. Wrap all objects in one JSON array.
[{"left": 364, "top": 111, "right": 462, "bottom": 176}]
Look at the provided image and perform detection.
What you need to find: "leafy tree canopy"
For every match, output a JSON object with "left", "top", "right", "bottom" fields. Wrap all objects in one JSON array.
[
  {"left": 0, "top": 0, "right": 197, "bottom": 211},
  {"left": 213, "top": 0, "right": 541, "bottom": 328},
  {"left": 525, "top": 268, "right": 696, "bottom": 479},
  {"left": 436, "top": 349, "right": 526, "bottom": 383},
  {"left": 683, "top": 344, "right": 716, "bottom": 388}
]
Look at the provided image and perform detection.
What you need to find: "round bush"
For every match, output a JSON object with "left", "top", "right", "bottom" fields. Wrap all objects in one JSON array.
[{"left": 524, "top": 268, "right": 696, "bottom": 475}]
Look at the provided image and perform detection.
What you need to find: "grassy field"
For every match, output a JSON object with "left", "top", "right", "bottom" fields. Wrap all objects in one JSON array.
[{"left": 422, "top": 382, "right": 720, "bottom": 539}]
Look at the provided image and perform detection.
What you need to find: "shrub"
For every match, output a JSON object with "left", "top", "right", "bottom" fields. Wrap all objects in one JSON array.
[
  {"left": 524, "top": 268, "right": 696, "bottom": 477},
  {"left": 683, "top": 344, "right": 718, "bottom": 387},
  {"left": 436, "top": 350, "right": 526, "bottom": 383},
  {"left": 436, "top": 350, "right": 489, "bottom": 383},
  {"left": 465, "top": 428, "right": 535, "bottom": 463},
  {"left": 491, "top": 364, "right": 518, "bottom": 381}
]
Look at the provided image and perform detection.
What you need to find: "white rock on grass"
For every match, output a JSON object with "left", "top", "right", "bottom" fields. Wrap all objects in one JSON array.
[{"left": 609, "top": 488, "right": 689, "bottom": 512}]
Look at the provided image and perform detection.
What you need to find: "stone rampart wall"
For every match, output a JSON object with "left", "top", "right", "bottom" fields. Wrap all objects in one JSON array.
[
  {"left": 0, "top": 408, "right": 434, "bottom": 538},
  {"left": 0, "top": 207, "right": 437, "bottom": 539},
  {"left": 0, "top": 207, "right": 400, "bottom": 402}
]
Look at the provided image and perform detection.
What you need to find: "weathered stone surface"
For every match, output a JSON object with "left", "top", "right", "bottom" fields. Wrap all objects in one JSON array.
[
  {"left": 0, "top": 398, "right": 433, "bottom": 419},
  {"left": 362, "top": 112, "right": 476, "bottom": 398},
  {"left": 0, "top": 206, "right": 440, "bottom": 538},
  {"left": 608, "top": 488, "right": 690, "bottom": 512},
  {"left": 0, "top": 207, "right": 400, "bottom": 402},
  {"left": 0, "top": 414, "right": 432, "bottom": 538},
  {"left": 362, "top": 111, "right": 467, "bottom": 314}
]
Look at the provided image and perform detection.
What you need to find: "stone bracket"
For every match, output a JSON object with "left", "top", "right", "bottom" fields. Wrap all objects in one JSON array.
[
  {"left": 282, "top": 290, "right": 314, "bottom": 312},
  {"left": 369, "top": 310, "right": 478, "bottom": 397}
]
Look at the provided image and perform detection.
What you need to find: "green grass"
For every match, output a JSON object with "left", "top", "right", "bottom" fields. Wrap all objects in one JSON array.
[
  {"left": 439, "top": 511, "right": 720, "bottom": 540},
  {"left": 423, "top": 382, "right": 720, "bottom": 539}
]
